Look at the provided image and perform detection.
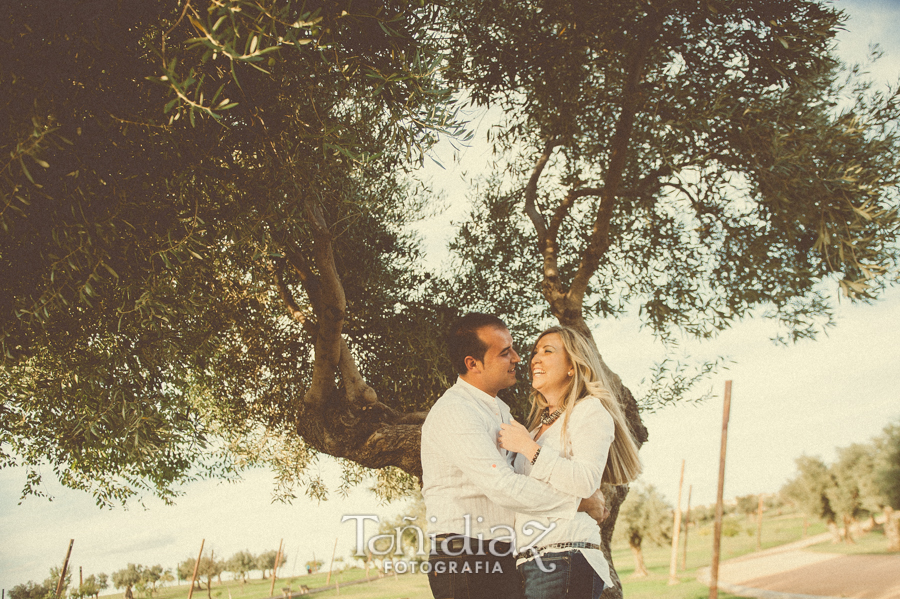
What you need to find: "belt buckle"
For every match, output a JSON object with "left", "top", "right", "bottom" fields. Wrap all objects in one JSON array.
[
  {"left": 435, "top": 535, "right": 467, "bottom": 553},
  {"left": 447, "top": 537, "right": 465, "bottom": 552}
]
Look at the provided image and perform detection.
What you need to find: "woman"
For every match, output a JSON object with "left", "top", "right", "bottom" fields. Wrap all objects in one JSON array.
[{"left": 498, "top": 326, "right": 642, "bottom": 599}]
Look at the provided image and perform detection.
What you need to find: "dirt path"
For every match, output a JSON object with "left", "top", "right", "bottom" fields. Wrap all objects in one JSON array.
[{"left": 698, "top": 535, "right": 900, "bottom": 599}]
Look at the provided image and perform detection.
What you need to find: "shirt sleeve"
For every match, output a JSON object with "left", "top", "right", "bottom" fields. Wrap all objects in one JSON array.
[
  {"left": 528, "top": 397, "right": 614, "bottom": 498},
  {"left": 432, "top": 397, "right": 579, "bottom": 520}
]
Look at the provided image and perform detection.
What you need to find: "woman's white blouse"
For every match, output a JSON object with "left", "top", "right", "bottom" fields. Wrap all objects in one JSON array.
[{"left": 513, "top": 396, "right": 615, "bottom": 588}]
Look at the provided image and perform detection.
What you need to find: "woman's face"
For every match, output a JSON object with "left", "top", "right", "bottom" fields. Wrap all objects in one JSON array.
[{"left": 530, "top": 333, "right": 573, "bottom": 402}]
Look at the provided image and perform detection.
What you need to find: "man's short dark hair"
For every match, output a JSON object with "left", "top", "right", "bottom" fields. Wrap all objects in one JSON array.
[{"left": 448, "top": 312, "right": 508, "bottom": 375}]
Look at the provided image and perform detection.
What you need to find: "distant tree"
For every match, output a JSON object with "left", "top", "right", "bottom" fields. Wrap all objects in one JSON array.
[
  {"left": 157, "top": 570, "right": 174, "bottom": 590},
  {"left": 112, "top": 564, "right": 143, "bottom": 598},
  {"left": 95, "top": 574, "right": 108, "bottom": 597},
  {"left": 617, "top": 484, "right": 672, "bottom": 577},
  {"left": 111, "top": 565, "right": 142, "bottom": 597},
  {"left": 9, "top": 581, "right": 50, "bottom": 599},
  {"left": 175, "top": 559, "right": 192, "bottom": 585},
  {"left": 827, "top": 443, "right": 878, "bottom": 543},
  {"left": 763, "top": 493, "right": 786, "bottom": 513},
  {"left": 874, "top": 420, "right": 900, "bottom": 551},
  {"left": 226, "top": 551, "right": 256, "bottom": 585},
  {"left": 370, "top": 492, "right": 428, "bottom": 562},
  {"left": 735, "top": 494, "right": 759, "bottom": 517},
  {"left": 36, "top": 566, "right": 73, "bottom": 599},
  {"left": 71, "top": 574, "right": 104, "bottom": 599},
  {"left": 688, "top": 503, "right": 716, "bottom": 526},
  {"left": 781, "top": 455, "right": 839, "bottom": 541},
  {"left": 196, "top": 557, "right": 225, "bottom": 599},
  {"left": 137, "top": 565, "right": 166, "bottom": 597},
  {"left": 255, "top": 550, "right": 286, "bottom": 580}
]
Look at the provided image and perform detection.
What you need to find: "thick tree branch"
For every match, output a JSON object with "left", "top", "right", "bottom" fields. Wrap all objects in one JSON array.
[
  {"left": 569, "top": 8, "right": 665, "bottom": 309},
  {"left": 279, "top": 233, "right": 378, "bottom": 409},
  {"left": 523, "top": 137, "right": 560, "bottom": 240},
  {"left": 295, "top": 197, "right": 345, "bottom": 410},
  {"left": 282, "top": 242, "right": 323, "bottom": 313},
  {"left": 271, "top": 257, "right": 316, "bottom": 335},
  {"left": 538, "top": 187, "right": 605, "bottom": 314},
  {"left": 547, "top": 187, "right": 603, "bottom": 239}
]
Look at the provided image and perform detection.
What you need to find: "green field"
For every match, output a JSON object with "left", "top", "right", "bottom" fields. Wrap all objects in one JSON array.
[
  {"left": 608, "top": 512, "right": 827, "bottom": 599},
  {"left": 807, "top": 526, "right": 894, "bottom": 556},
  {"left": 105, "top": 512, "right": 867, "bottom": 599}
]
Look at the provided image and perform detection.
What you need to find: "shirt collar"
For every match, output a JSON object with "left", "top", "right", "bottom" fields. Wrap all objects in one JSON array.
[{"left": 456, "top": 376, "right": 500, "bottom": 405}]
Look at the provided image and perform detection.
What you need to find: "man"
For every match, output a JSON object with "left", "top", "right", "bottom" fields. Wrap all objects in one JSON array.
[{"left": 421, "top": 313, "right": 604, "bottom": 599}]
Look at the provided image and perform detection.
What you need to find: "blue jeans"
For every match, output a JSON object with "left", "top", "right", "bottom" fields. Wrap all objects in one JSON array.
[
  {"left": 428, "top": 536, "right": 524, "bottom": 599},
  {"left": 518, "top": 550, "right": 605, "bottom": 599}
]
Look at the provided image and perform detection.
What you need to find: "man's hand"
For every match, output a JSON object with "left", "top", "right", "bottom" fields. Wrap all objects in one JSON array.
[{"left": 578, "top": 488, "right": 610, "bottom": 524}]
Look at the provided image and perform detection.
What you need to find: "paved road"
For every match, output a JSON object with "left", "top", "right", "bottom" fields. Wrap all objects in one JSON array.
[{"left": 699, "top": 534, "right": 900, "bottom": 599}]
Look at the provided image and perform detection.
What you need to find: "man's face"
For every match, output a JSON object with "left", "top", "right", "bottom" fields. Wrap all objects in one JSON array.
[{"left": 469, "top": 325, "right": 520, "bottom": 396}]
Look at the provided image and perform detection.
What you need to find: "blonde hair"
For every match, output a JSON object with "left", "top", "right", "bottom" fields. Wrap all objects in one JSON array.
[{"left": 526, "top": 326, "right": 642, "bottom": 485}]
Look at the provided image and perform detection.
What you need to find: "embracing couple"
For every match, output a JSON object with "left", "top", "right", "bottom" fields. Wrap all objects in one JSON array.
[{"left": 421, "top": 313, "right": 642, "bottom": 599}]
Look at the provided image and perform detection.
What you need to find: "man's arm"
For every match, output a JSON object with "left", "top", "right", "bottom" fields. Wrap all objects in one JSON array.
[
  {"left": 430, "top": 398, "right": 579, "bottom": 519},
  {"left": 579, "top": 488, "right": 610, "bottom": 523}
]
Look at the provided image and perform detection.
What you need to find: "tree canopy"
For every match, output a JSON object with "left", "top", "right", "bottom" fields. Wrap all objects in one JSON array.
[
  {"left": 3, "top": 1, "right": 900, "bottom": 595},
  {"left": 616, "top": 483, "right": 672, "bottom": 576},
  {"left": 781, "top": 419, "right": 900, "bottom": 549}
]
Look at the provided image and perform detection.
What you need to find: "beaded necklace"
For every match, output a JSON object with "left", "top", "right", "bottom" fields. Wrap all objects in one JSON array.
[{"left": 540, "top": 407, "right": 563, "bottom": 426}]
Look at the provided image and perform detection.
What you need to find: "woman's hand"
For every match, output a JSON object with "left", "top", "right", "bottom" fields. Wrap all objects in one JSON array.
[{"left": 498, "top": 419, "right": 539, "bottom": 459}]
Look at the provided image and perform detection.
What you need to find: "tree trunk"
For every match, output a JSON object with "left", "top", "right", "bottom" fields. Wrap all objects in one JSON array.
[
  {"left": 843, "top": 514, "right": 855, "bottom": 544},
  {"left": 861, "top": 515, "right": 876, "bottom": 532},
  {"left": 629, "top": 541, "right": 649, "bottom": 577},
  {"left": 884, "top": 507, "right": 900, "bottom": 552},
  {"left": 827, "top": 520, "right": 841, "bottom": 543}
]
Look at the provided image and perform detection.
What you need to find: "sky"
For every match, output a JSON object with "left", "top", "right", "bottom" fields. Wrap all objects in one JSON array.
[{"left": 2, "top": 0, "right": 900, "bottom": 593}]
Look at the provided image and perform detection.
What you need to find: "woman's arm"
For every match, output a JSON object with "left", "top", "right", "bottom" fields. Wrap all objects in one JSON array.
[{"left": 528, "top": 397, "right": 613, "bottom": 497}]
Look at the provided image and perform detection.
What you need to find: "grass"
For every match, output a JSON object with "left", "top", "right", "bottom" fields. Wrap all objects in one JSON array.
[
  {"left": 807, "top": 526, "right": 900, "bottom": 556},
  {"left": 108, "top": 511, "right": 836, "bottom": 599},
  {"left": 611, "top": 511, "right": 827, "bottom": 577},
  {"left": 314, "top": 574, "right": 431, "bottom": 599},
  {"left": 611, "top": 511, "right": 827, "bottom": 599}
]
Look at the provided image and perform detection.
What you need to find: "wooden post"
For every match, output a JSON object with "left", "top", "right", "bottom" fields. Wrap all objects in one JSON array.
[
  {"left": 668, "top": 459, "right": 685, "bottom": 585},
  {"left": 709, "top": 380, "right": 732, "bottom": 599},
  {"left": 56, "top": 540, "right": 75, "bottom": 599},
  {"left": 756, "top": 494, "right": 764, "bottom": 551},
  {"left": 269, "top": 540, "right": 284, "bottom": 597},
  {"left": 187, "top": 539, "right": 205, "bottom": 599},
  {"left": 326, "top": 537, "right": 338, "bottom": 585},
  {"left": 79, "top": 566, "right": 83, "bottom": 588},
  {"left": 682, "top": 484, "right": 692, "bottom": 570}
]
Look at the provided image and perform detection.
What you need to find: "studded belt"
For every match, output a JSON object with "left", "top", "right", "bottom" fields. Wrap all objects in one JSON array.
[{"left": 514, "top": 542, "right": 602, "bottom": 561}]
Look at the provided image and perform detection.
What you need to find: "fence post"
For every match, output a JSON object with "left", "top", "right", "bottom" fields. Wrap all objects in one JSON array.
[
  {"left": 187, "top": 539, "right": 205, "bottom": 599},
  {"left": 668, "top": 459, "right": 685, "bottom": 584},
  {"left": 709, "top": 380, "right": 732, "bottom": 599},
  {"left": 56, "top": 540, "right": 75, "bottom": 599},
  {"left": 270, "top": 539, "right": 284, "bottom": 597},
  {"left": 682, "top": 484, "right": 692, "bottom": 570},
  {"left": 756, "top": 494, "right": 764, "bottom": 551},
  {"left": 326, "top": 538, "right": 338, "bottom": 585}
]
